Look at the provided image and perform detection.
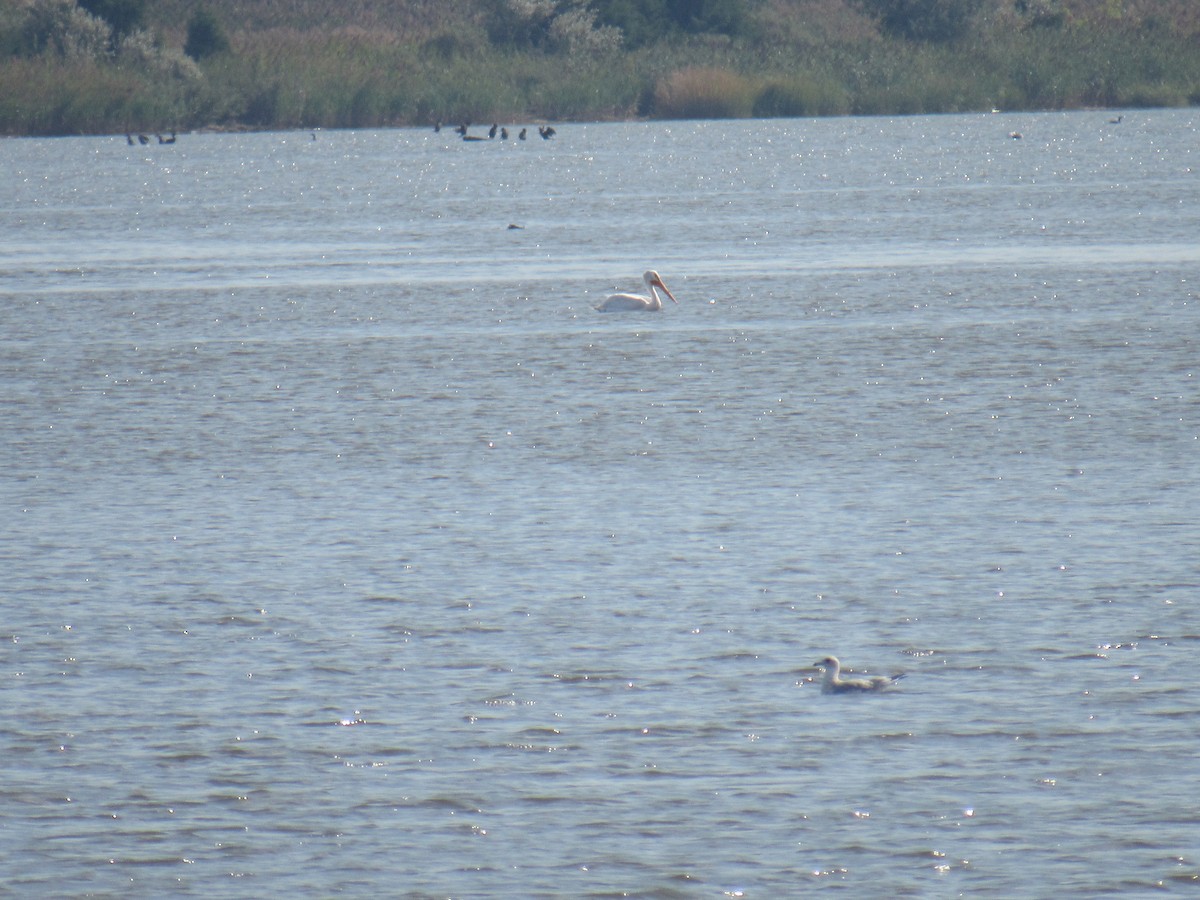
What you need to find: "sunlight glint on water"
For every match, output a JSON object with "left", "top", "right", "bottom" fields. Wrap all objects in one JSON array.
[{"left": 2, "top": 110, "right": 1198, "bottom": 896}]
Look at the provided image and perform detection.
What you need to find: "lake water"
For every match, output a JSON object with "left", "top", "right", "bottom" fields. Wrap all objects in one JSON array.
[{"left": 2, "top": 110, "right": 1198, "bottom": 897}]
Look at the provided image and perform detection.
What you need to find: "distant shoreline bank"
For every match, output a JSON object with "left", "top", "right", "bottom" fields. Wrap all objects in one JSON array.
[{"left": 3, "top": 0, "right": 1197, "bottom": 137}]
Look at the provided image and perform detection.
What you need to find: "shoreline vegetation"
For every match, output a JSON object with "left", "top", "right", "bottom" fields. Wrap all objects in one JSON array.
[{"left": 2, "top": 0, "right": 1198, "bottom": 137}]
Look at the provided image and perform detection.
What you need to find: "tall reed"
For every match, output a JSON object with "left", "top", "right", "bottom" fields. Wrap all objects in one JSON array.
[{"left": 652, "top": 66, "right": 755, "bottom": 119}]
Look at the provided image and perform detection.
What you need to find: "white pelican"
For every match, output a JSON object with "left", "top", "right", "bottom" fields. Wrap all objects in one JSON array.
[
  {"left": 594, "top": 270, "right": 678, "bottom": 312},
  {"left": 813, "top": 656, "right": 904, "bottom": 694}
]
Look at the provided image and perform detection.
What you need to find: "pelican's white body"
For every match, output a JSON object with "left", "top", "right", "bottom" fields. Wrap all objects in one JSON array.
[{"left": 595, "top": 270, "right": 678, "bottom": 312}]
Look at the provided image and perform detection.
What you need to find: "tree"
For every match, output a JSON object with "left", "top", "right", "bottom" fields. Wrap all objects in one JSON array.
[
  {"left": 76, "top": 0, "right": 144, "bottom": 40},
  {"left": 184, "top": 7, "right": 229, "bottom": 60},
  {"left": 486, "top": 0, "right": 621, "bottom": 53},
  {"left": 857, "top": 0, "right": 983, "bottom": 43},
  {"left": 19, "top": 0, "right": 111, "bottom": 60},
  {"left": 592, "top": 0, "right": 667, "bottom": 47},
  {"left": 485, "top": 0, "right": 556, "bottom": 49},
  {"left": 593, "top": 0, "right": 748, "bottom": 46},
  {"left": 665, "top": 0, "right": 747, "bottom": 37}
]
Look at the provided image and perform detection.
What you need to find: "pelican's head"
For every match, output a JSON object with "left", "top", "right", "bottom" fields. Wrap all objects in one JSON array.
[{"left": 643, "top": 270, "right": 678, "bottom": 304}]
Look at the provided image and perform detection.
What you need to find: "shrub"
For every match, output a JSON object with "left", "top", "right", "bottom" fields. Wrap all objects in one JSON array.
[
  {"left": 753, "top": 75, "right": 849, "bottom": 117},
  {"left": 119, "top": 28, "right": 202, "bottom": 80},
  {"left": 422, "top": 31, "right": 482, "bottom": 59},
  {"left": 549, "top": 6, "right": 622, "bottom": 54},
  {"left": 652, "top": 65, "right": 754, "bottom": 118}
]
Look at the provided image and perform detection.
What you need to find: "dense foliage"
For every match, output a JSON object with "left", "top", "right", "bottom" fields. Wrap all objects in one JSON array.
[
  {"left": 592, "top": 0, "right": 750, "bottom": 46},
  {"left": 856, "top": 0, "right": 984, "bottom": 42},
  {"left": 76, "top": 0, "right": 144, "bottom": 42},
  {"left": 0, "top": 0, "right": 1197, "bottom": 135},
  {"left": 184, "top": 8, "right": 229, "bottom": 61}
]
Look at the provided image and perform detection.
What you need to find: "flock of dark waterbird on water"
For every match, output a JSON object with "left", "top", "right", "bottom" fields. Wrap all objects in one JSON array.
[
  {"left": 126, "top": 132, "right": 175, "bottom": 145},
  {"left": 123, "top": 123, "right": 558, "bottom": 146},
  {"left": 122, "top": 112, "right": 1124, "bottom": 151},
  {"left": 436, "top": 121, "right": 557, "bottom": 142}
]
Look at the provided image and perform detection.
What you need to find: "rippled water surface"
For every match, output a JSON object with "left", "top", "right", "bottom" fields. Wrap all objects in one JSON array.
[{"left": 2, "top": 111, "right": 1199, "bottom": 896}]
